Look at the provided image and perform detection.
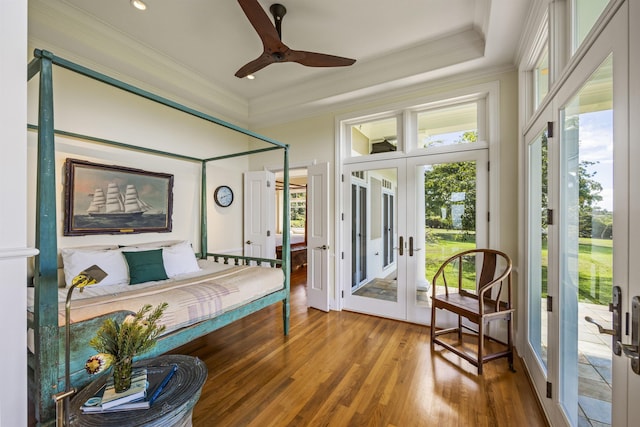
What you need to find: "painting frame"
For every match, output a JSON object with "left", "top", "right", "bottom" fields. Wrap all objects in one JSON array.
[{"left": 64, "top": 158, "right": 174, "bottom": 236}]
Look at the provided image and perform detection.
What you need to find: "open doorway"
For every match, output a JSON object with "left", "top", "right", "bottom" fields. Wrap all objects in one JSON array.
[{"left": 275, "top": 168, "right": 308, "bottom": 271}]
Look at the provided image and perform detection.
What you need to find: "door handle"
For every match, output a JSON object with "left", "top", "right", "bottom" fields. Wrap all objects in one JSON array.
[
  {"left": 584, "top": 285, "right": 622, "bottom": 356},
  {"left": 617, "top": 295, "right": 640, "bottom": 374},
  {"left": 315, "top": 245, "right": 329, "bottom": 250},
  {"left": 409, "top": 237, "right": 413, "bottom": 257},
  {"left": 397, "top": 236, "right": 403, "bottom": 256},
  {"left": 245, "top": 240, "right": 252, "bottom": 245}
]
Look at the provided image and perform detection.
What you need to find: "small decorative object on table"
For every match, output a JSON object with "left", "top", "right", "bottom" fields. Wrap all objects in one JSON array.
[{"left": 85, "top": 302, "right": 168, "bottom": 393}]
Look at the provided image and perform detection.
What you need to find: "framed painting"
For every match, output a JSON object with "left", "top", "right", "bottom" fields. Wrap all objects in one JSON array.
[{"left": 64, "top": 158, "right": 174, "bottom": 236}]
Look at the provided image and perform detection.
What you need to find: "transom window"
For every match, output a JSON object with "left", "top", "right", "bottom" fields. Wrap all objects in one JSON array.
[
  {"left": 417, "top": 102, "right": 479, "bottom": 148},
  {"left": 349, "top": 116, "right": 398, "bottom": 157},
  {"left": 534, "top": 44, "right": 550, "bottom": 108},
  {"left": 572, "top": 0, "right": 611, "bottom": 53}
]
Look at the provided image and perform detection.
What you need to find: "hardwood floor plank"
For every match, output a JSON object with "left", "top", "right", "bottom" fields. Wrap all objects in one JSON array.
[{"left": 172, "top": 269, "right": 547, "bottom": 426}]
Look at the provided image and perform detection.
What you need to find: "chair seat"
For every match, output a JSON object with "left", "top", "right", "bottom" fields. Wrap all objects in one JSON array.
[{"left": 433, "top": 292, "right": 513, "bottom": 323}]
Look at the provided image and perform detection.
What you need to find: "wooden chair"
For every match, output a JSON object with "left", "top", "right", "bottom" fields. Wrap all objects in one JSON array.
[{"left": 430, "top": 248, "right": 514, "bottom": 374}]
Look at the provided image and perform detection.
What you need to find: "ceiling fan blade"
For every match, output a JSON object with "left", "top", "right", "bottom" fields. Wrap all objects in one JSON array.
[
  {"left": 235, "top": 52, "right": 275, "bottom": 78},
  {"left": 288, "top": 50, "right": 356, "bottom": 68},
  {"left": 237, "top": 0, "right": 281, "bottom": 49}
]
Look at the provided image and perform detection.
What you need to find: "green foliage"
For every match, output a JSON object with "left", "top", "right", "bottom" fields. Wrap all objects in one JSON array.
[
  {"left": 89, "top": 303, "right": 168, "bottom": 360},
  {"left": 424, "top": 161, "right": 477, "bottom": 231},
  {"left": 423, "top": 131, "right": 477, "bottom": 232}
]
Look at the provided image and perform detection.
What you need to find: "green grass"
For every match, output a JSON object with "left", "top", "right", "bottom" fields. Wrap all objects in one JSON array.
[
  {"left": 424, "top": 229, "right": 613, "bottom": 305},
  {"left": 425, "top": 229, "right": 476, "bottom": 290}
]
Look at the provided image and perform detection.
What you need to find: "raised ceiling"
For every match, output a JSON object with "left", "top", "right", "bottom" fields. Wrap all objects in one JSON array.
[{"left": 28, "top": 0, "right": 530, "bottom": 127}]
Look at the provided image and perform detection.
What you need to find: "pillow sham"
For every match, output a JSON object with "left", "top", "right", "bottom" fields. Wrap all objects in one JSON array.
[
  {"left": 122, "top": 249, "right": 169, "bottom": 285},
  {"left": 60, "top": 248, "right": 128, "bottom": 287},
  {"left": 162, "top": 241, "right": 201, "bottom": 277}
]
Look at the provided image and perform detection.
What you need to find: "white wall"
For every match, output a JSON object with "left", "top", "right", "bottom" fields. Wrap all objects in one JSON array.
[
  {"left": 251, "top": 69, "right": 520, "bottom": 309},
  {"left": 25, "top": 65, "right": 251, "bottom": 261},
  {"left": 0, "top": 1, "right": 29, "bottom": 426}
]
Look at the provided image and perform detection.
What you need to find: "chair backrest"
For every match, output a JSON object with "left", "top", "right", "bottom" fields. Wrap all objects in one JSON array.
[{"left": 433, "top": 248, "right": 512, "bottom": 296}]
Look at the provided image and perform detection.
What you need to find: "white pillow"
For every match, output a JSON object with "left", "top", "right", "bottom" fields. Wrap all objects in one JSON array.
[
  {"left": 60, "top": 248, "right": 129, "bottom": 287},
  {"left": 162, "top": 241, "right": 201, "bottom": 278}
]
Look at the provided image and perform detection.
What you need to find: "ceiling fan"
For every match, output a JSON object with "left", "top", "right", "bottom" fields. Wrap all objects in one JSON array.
[{"left": 235, "top": 0, "right": 356, "bottom": 78}]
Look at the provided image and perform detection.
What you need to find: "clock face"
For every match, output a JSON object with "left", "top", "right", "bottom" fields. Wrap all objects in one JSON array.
[{"left": 214, "top": 185, "right": 234, "bottom": 207}]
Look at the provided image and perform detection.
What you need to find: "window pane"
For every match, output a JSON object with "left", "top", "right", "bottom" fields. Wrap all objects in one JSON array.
[
  {"left": 424, "top": 161, "right": 477, "bottom": 291},
  {"left": 528, "top": 128, "right": 549, "bottom": 372},
  {"left": 560, "top": 55, "right": 613, "bottom": 426},
  {"left": 573, "top": 0, "right": 610, "bottom": 52},
  {"left": 534, "top": 45, "right": 549, "bottom": 108},
  {"left": 350, "top": 117, "right": 398, "bottom": 157},
  {"left": 417, "top": 102, "right": 478, "bottom": 149}
]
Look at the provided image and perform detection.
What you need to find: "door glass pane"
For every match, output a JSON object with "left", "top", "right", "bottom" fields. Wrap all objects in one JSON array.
[
  {"left": 560, "top": 55, "right": 613, "bottom": 427},
  {"left": 351, "top": 168, "right": 398, "bottom": 302},
  {"left": 423, "top": 160, "right": 478, "bottom": 296},
  {"left": 573, "top": 0, "right": 611, "bottom": 53},
  {"left": 349, "top": 117, "right": 398, "bottom": 157},
  {"left": 528, "top": 129, "right": 549, "bottom": 372},
  {"left": 417, "top": 102, "right": 478, "bottom": 149}
]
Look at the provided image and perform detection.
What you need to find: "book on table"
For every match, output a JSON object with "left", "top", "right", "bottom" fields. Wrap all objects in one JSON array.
[{"left": 81, "top": 364, "right": 178, "bottom": 413}]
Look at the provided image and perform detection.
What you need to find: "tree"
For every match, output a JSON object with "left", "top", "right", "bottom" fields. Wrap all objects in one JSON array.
[
  {"left": 538, "top": 132, "right": 605, "bottom": 238},
  {"left": 424, "top": 131, "right": 477, "bottom": 231}
]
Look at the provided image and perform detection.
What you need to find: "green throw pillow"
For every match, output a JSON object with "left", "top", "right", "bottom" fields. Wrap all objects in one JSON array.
[{"left": 123, "top": 249, "right": 169, "bottom": 285}]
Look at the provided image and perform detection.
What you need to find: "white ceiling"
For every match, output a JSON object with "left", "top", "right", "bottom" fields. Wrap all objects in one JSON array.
[{"left": 28, "top": 0, "right": 531, "bottom": 127}]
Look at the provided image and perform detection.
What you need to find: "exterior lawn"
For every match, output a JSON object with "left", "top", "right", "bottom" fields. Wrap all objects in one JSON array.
[{"left": 424, "top": 229, "right": 613, "bottom": 305}]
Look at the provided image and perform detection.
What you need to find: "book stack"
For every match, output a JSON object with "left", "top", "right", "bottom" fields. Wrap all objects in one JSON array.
[{"left": 81, "top": 364, "right": 178, "bottom": 413}]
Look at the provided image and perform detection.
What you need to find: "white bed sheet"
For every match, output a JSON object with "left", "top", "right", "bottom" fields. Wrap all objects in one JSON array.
[{"left": 275, "top": 233, "right": 306, "bottom": 246}]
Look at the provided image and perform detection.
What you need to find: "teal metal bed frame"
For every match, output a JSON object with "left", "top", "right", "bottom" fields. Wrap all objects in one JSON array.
[{"left": 27, "top": 49, "right": 291, "bottom": 426}]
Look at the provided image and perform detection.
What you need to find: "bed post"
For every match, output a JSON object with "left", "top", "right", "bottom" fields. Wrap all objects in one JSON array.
[
  {"left": 200, "top": 160, "right": 208, "bottom": 258},
  {"left": 282, "top": 146, "right": 291, "bottom": 335},
  {"left": 33, "top": 49, "right": 61, "bottom": 425}
]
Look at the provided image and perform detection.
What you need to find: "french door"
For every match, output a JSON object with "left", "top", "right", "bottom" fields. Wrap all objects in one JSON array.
[
  {"left": 342, "top": 149, "right": 488, "bottom": 323},
  {"left": 523, "top": 5, "right": 632, "bottom": 425}
]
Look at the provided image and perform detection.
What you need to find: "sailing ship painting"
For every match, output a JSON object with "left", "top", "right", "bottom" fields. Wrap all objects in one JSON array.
[
  {"left": 64, "top": 159, "right": 174, "bottom": 235},
  {"left": 87, "top": 183, "right": 152, "bottom": 219}
]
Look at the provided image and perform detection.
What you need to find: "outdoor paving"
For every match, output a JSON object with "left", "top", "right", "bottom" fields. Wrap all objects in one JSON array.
[{"left": 578, "top": 302, "right": 612, "bottom": 427}]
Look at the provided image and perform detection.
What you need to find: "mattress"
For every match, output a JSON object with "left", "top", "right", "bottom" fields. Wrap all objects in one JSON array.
[{"left": 27, "top": 259, "right": 284, "bottom": 352}]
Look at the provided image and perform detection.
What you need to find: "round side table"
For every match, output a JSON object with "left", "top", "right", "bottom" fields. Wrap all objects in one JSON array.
[{"left": 69, "top": 354, "right": 208, "bottom": 427}]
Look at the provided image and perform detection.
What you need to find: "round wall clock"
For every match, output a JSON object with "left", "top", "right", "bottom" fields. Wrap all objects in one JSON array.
[{"left": 214, "top": 185, "right": 234, "bottom": 207}]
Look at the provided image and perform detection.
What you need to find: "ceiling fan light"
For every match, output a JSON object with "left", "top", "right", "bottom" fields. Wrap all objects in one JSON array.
[
  {"left": 130, "top": 0, "right": 147, "bottom": 11},
  {"left": 247, "top": 74, "right": 256, "bottom": 80}
]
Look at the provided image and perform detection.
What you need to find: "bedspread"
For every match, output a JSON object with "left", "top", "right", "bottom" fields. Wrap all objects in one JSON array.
[{"left": 27, "top": 262, "right": 284, "bottom": 352}]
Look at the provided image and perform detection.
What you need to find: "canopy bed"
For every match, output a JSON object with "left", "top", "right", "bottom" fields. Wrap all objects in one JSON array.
[{"left": 27, "top": 49, "right": 292, "bottom": 425}]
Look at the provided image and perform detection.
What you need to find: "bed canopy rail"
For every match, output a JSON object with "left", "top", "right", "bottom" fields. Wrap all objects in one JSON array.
[{"left": 27, "top": 49, "right": 291, "bottom": 425}]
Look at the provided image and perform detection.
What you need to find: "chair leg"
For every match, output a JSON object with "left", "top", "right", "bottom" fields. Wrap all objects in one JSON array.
[
  {"left": 508, "top": 314, "right": 515, "bottom": 372},
  {"left": 478, "top": 321, "right": 484, "bottom": 375},
  {"left": 430, "top": 306, "right": 436, "bottom": 350},
  {"left": 457, "top": 314, "right": 463, "bottom": 342}
]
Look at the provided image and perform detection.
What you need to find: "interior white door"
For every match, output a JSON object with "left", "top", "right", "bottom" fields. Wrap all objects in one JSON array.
[
  {"left": 243, "top": 171, "right": 275, "bottom": 259},
  {"left": 306, "top": 162, "right": 330, "bottom": 311}
]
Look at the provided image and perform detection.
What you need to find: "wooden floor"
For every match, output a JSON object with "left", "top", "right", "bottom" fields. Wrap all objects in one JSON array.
[{"left": 172, "top": 268, "right": 548, "bottom": 427}]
